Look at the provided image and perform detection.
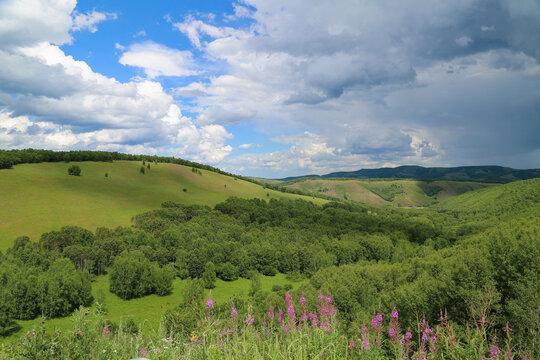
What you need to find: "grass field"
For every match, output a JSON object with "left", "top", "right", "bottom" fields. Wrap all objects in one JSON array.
[
  {"left": 0, "top": 161, "right": 325, "bottom": 251},
  {"left": 283, "top": 178, "right": 495, "bottom": 207},
  {"left": 3, "top": 272, "right": 306, "bottom": 343}
]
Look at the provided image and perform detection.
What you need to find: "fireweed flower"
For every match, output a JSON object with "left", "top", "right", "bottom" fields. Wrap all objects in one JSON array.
[
  {"left": 322, "top": 306, "right": 330, "bottom": 317},
  {"left": 318, "top": 292, "right": 324, "bottom": 301},
  {"left": 231, "top": 307, "right": 237, "bottom": 318},
  {"left": 206, "top": 299, "right": 214, "bottom": 310},
  {"left": 103, "top": 327, "right": 109, "bottom": 335},
  {"left": 288, "top": 304, "right": 296, "bottom": 321},
  {"left": 326, "top": 294, "right": 332, "bottom": 304},
  {"left": 389, "top": 328, "right": 396, "bottom": 337},
  {"left": 278, "top": 309, "right": 284, "bottom": 323},
  {"left": 300, "top": 295, "right": 306, "bottom": 305},
  {"left": 268, "top": 307, "right": 274, "bottom": 319},
  {"left": 245, "top": 315, "right": 254, "bottom": 326},
  {"left": 349, "top": 341, "right": 355, "bottom": 349},
  {"left": 490, "top": 347, "right": 501, "bottom": 359},
  {"left": 392, "top": 307, "right": 399, "bottom": 320},
  {"left": 405, "top": 331, "right": 412, "bottom": 340},
  {"left": 285, "top": 293, "right": 292, "bottom": 303},
  {"left": 140, "top": 349, "right": 147, "bottom": 356}
]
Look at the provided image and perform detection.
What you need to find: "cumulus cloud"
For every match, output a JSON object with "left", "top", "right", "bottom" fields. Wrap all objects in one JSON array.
[
  {"left": 173, "top": 0, "right": 540, "bottom": 174},
  {"left": 0, "top": 0, "right": 232, "bottom": 165},
  {"left": 119, "top": 42, "right": 199, "bottom": 78},
  {"left": 72, "top": 10, "right": 117, "bottom": 33}
]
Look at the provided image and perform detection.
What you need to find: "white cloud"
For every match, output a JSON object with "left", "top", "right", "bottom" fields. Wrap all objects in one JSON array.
[
  {"left": 238, "top": 143, "right": 253, "bottom": 149},
  {"left": 0, "top": 0, "right": 233, "bottom": 165},
  {"left": 196, "top": 107, "right": 256, "bottom": 125},
  {"left": 172, "top": 0, "right": 540, "bottom": 174},
  {"left": 0, "top": 0, "right": 75, "bottom": 48},
  {"left": 455, "top": 36, "right": 472, "bottom": 47},
  {"left": 72, "top": 10, "right": 117, "bottom": 33},
  {"left": 119, "top": 41, "right": 198, "bottom": 78}
]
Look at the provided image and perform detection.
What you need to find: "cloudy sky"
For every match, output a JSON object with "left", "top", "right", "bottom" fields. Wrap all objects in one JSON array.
[{"left": 0, "top": 0, "right": 539, "bottom": 177}]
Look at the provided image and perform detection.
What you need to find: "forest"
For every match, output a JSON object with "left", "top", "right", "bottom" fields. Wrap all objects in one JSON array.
[{"left": 0, "top": 175, "right": 538, "bottom": 358}]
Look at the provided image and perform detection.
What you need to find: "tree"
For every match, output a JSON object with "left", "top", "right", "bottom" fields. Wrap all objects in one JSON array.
[
  {"left": 219, "top": 262, "right": 239, "bottom": 281},
  {"left": 68, "top": 165, "right": 81, "bottom": 176},
  {"left": 202, "top": 262, "right": 217, "bottom": 289},
  {"left": 140, "top": 166, "right": 145, "bottom": 174}
]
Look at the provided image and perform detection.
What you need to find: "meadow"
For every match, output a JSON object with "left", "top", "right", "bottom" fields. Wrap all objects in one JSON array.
[
  {"left": 3, "top": 272, "right": 304, "bottom": 344},
  {"left": 281, "top": 178, "right": 494, "bottom": 207},
  {"left": 0, "top": 161, "right": 324, "bottom": 251}
]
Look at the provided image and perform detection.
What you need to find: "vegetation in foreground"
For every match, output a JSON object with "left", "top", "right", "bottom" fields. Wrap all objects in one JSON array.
[{"left": 0, "top": 290, "right": 527, "bottom": 359}]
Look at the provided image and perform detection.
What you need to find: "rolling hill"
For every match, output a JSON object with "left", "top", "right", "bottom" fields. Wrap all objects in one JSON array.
[
  {"left": 281, "top": 178, "right": 495, "bottom": 207},
  {"left": 0, "top": 160, "right": 325, "bottom": 251},
  {"left": 281, "top": 165, "right": 540, "bottom": 183}
]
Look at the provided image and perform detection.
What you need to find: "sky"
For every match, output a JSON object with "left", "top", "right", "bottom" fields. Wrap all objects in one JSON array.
[{"left": 0, "top": 0, "right": 539, "bottom": 178}]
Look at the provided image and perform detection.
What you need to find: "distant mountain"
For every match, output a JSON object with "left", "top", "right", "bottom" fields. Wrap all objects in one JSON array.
[{"left": 280, "top": 165, "right": 540, "bottom": 183}]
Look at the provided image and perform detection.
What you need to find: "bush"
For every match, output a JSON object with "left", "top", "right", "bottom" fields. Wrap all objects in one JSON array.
[
  {"left": 219, "top": 262, "right": 239, "bottom": 281},
  {"left": 67, "top": 165, "right": 81, "bottom": 176}
]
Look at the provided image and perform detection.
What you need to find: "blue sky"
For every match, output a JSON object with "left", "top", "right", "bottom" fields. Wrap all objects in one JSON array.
[{"left": 0, "top": 0, "right": 539, "bottom": 177}]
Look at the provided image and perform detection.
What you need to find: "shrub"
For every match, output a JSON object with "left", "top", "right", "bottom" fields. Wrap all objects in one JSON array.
[{"left": 67, "top": 164, "right": 81, "bottom": 176}]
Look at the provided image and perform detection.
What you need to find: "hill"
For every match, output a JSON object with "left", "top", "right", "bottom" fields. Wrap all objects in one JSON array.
[
  {"left": 281, "top": 165, "right": 540, "bottom": 183},
  {"left": 436, "top": 177, "right": 540, "bottom": 215},
  {"left": 281, "top": 178, "right": 495, "bottom": 207},
  {"left": 0, "top": 160, "right": 325, "bottom": 251}
]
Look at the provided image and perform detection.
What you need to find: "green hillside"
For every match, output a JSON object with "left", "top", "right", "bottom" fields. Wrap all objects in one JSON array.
[
  {"left": 0, "top": 161, "right": 325, "bottom": 251},
  {"left": 282, "top": 178, "right": 495, "bottom": 207},
  {"left": 436, "top": 177, "right": 540, "bottom": 214}
]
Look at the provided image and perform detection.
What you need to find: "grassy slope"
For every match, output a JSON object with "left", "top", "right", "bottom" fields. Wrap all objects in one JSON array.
[
  {"left": 284, "top": 178, "right": 495, "bottom": 207},
  {"left": 436, "top": 177, "right": 540, "bottom": 213},
  {"left": 4, "top": 273, "right": 305, "bottom": 343},
  {"left": 0, "top": 161, "right": 325, "bottom": 251}
]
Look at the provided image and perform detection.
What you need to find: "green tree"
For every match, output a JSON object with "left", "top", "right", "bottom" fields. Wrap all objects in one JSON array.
[
  {"left": 140, "top": 166, "right": 145, "bottom": 174},
  {"left": 67, "top": 164, "right": 81, "bottom": 176},
  {"left": 219, "top": 262, "right": 239, "bottom": 281},
  {"left": 202, "top": 261, "right": 217, "bottom": 289}
]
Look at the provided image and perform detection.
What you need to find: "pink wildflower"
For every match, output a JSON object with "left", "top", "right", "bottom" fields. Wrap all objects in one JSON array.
[
  {"left": 300, "top": 295, "right": 306, "bottom": 305},
  {"left": 285, "top": 293, "right": 292, "bottom": 303},
  {"left": 326, "top": 294, "right": 332, "bottom": 304},
  {"left": 389, "top": 328, "right": 396, "bottom": 337},
  {"left": 231, "top": 307, "right": 237, "bottom": 317},
  {"left": 391, "top": 307, "right": 399, "bottom": 320},
  {"left": 349, "top": 341, "right": 355, "bottom": 349},
  {"left": 140, "top": 349, "right": 147, "bottom": 356},
  {"left": 318, "top": 292, "right": 323, "bottom": 301},
  {"left": 206, "top": 299, "right": 214, "bottom": 310},
  {"left": 103, "top": 327, "right": 109, "bottom": 335},
  {"left": 268, "top": 307, "right": 274, "bottom": 319},
  {"left": 278, "top": 309, "right": 284, "bottom": 323},
  {"left": 405, "top": 331, "right": 412, "bottom": 340},
  {"left": 490, "top": 347, "right": 501, "bottom": 359},
  {"left": 363, "top": 338, "right": 370, "bottom": 350},
  {"left": 245, "top": 315, "right": 254, "bottom": 326}
]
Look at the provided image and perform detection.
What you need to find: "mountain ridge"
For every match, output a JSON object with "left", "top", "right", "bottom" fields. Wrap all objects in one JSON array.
[{"left": 279, "top": 165, "right": 540, "bottom": 183}]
